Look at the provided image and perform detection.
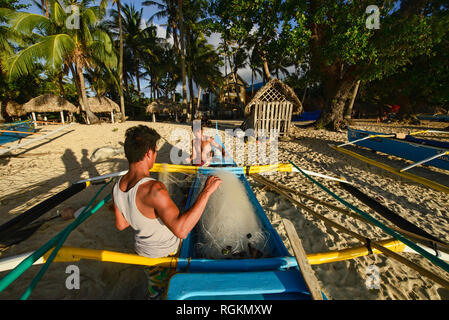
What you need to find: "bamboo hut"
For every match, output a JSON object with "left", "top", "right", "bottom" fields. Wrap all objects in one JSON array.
[
  {"left": 243, "top": 78, "right": 303, "bottom": 138},
  {"left": 146, "top": 98, "right": 181, "bottom": 122},
  {"left": 22, "top": 94, "right": 78, "bottom": 125},
  {"left": 87, "top": 96, "right": 120, "bottom": 123}
]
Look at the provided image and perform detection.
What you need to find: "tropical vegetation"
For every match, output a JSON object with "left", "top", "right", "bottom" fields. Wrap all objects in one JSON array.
[{"left": 0, "top": 0, "right": 447, "bottom": 130}]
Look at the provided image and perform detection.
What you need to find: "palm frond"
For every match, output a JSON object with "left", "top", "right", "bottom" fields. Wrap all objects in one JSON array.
[
  {"left": 8, "top": 12, "right": 51, "bottom": 36},
  {"left": 49, "top": 0, "right": 67, "bottom": 26},
  {"left": 6, "top": 34, "right": 74, "bottom": 80}
]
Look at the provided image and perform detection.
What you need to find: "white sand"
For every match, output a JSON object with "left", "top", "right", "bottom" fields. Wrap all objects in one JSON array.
[{"left": 0, "top": 120, "right": 448, "bottom": 300}]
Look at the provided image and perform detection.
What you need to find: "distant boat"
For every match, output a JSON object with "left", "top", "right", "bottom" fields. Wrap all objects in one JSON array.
[
  {"left": 417, "top": 114, "right": 449, "bottom": 122},
  {"left": 292, "top": 110, "right": 321, "bottom": 122},
  {"left": 347, "top": 128, "right": 449, "bottom": 171}
]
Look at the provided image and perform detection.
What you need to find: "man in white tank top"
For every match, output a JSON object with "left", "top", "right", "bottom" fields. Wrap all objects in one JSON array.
[{"left": 111, "top": 125, "right": 222, "bottom": 299}]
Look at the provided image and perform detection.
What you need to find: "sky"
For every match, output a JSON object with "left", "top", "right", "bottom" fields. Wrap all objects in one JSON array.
[{"left": 19, "top": 0, "right": 272, "bottom": 98}]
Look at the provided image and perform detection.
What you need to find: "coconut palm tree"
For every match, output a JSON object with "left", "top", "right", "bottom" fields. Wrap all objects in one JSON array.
[
  {"left": 3, "top": 0, "right": 116, "bottom": 124},
  {"left": 108, "top": 3, "right": 160, "bottom": 98},
  {"left": 112, "top": 0, "right": 125, "bottom": 122},
  {"left": 143, "top": 0, "right": 180, "bottom": 53},
  {"left": 186, "top": 29, "right": 221, "bottom": 116}
]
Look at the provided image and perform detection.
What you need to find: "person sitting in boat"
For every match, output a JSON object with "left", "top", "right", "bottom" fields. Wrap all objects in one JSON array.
[
  {"left": 186, "top": 120, "right": 228, "bottom": 167},
  {"left": 111, "top": 125, "right": 222, "bottom": 299}
]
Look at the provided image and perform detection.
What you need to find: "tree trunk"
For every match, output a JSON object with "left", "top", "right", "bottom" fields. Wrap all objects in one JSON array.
[
  {"left": 316, "top": 79, "right": 355, "bottom": 131},
  {"left": 344, "top": 80, "right": 361, "bottom": 120},
  {"left": 251, "top": 70, "right": 254, "bottom": 96},
  {"left": 0, "top": 101, "right": 5, "bottom": 122},
  {"left": 70, "top": 63, "right": 85, "bottom": 112},
  {"left": 58, "top": 73, "right": 66, "bottom": 98},
  {"left": 232, "top": 70, "right": 242, "bottom": 108},
  {"left": 197, "top": 85, "right": 202, "bottom": 112},
  {"left": 225, "top": 54, "right": 230, "bottom": 104},
  {"left": 178, "top": 0, "right": 188, "bottom": 118},
  {"left": 135, "top": 59, "right": 141, "bottom": 97},
  {"left": 117, "top": 0, "right": 126, "bottom": 122},
  {"left": 188, "top": 76, "right": 195, "bottom": 118},
  {"left": 76, "top": 62, "right": 99, "bottom": 124},
  {"left": 302, "top": 85, "right": 307, "bottom": 104},
  {"left": 41, "top": 0, "right": 49, "bottom": 18},
  {"left": 261, "top": 51, "right": 271, "bottom": 81}
]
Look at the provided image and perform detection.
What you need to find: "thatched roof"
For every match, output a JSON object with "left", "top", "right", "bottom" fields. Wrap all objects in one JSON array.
[
  {"left": 87, "top": 96, "right": 120, "bottom": 113},
  {"left": 22, "top": 94, "right": 79, "bottom": 113},
  {"left": 6, "top": 101, "right": 26, "bottom": 117},
  {"left": 244, "top": 78, "right": 303, "bottom": 116},
  {"left": 146, "top": 97, "right": 181, "bottom": 114}
]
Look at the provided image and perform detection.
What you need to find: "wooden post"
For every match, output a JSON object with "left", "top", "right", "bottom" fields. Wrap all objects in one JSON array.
[
  {"left": 111, "top": 111, "right": 115, "bottom": 124},
  {"left": 152, "top": 113, "right": 156, "bottom": 123},
  {"left": 282, "top": 218, "right": 324, "bottom": 300},
  {"left": 60, "top": 111, "right": 65, "bottom": 124},
  {"left": 31, "top": 112, "right": 37, "bottom": 129}
]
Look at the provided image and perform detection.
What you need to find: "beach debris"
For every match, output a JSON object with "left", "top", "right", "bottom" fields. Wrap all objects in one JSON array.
[{"left": 90, "top": 146, "right": 124, "bottom": 162}]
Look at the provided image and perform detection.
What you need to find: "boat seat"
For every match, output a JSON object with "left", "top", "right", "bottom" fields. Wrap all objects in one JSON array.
[{"left": 166, "top": 269, "right": 313, "bottom": 300}]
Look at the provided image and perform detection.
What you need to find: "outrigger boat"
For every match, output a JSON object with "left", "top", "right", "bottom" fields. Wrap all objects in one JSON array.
[
  {"left": 345, "top": 128, "right": 449, "bottom": 172},
  {"left": 0, "top": 157, "right": 329, "bottom": 300},
  {"left": 166, "top": 165, "right": 323, "bottom": 300},
  {"left": 0, "top": 120, "right": 36, "bottom": 146}
]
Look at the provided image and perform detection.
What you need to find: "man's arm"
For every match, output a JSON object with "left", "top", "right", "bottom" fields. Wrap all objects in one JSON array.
[
  {"left": 210, "top": 137, "right": 228, "bottom": 157},
  {"left": 111, "top": 193, "right": 130, "bottom": 231},
  {"left": 149, "top": 176, "right": 222, "bottom": 239}
]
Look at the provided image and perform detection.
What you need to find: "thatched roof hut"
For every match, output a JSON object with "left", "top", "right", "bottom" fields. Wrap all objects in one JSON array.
[
  {"left": 6, "top": 101, "right": 27, "bottom": 117},
  {"left": 146, "top": 97, "right": 181, "bottom": 114},
  {"left": 22, "top": 94, "right": 79, "bottom": 114},
  {"left": 244, "top": 78, "right": 303, "bottom": 116},
  {"left": 87, "top": 96, "right": 120, "bottom": 113}
]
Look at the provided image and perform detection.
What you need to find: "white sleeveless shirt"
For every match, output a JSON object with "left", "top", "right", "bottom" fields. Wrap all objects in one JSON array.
[{"left": 113, "top": 177, "right": 180, "bottom": 258}]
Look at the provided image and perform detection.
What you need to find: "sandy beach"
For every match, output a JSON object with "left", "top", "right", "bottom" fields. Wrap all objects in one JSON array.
[{"left": 0, "top": 120, "right": 448, "bottom": 300}]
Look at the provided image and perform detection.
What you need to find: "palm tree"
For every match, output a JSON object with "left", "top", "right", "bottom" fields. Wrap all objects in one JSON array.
[
  {"left": 3, "top": 0, "right": 117, "bottom": 124},
  {"left": 109, "top": 3, "right": 159, "bottom": 98},
  {"left": 143, "top": 0, "right": 180, "bottom": 53},
  {"left": 186, "top": 30, "right": 221, "bottom": 117},
  {"left": 112, "top": 0, "right": 126, "bottom": 122},
  {"left": 230, "top": 44, "right": 248, "bottom": 108},
  {"left": 178, "top": 0, "right": 188, "bottom": 116}
]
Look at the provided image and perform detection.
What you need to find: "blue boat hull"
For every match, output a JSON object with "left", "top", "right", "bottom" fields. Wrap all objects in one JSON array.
[
  {"left": 347, "top": 128, "right": 449, "bottom": 171},
  {"left": 0, "top": 121, "right": 35, "bottom": 146},
  {"left": 417, "top": 114, "right": 449, "bottom": 122},
  {"left": 292, "top": 110, "right": 321, "bottom": 122},
  {"left": 166, "top": 167, "right": 317, "bottom": 300}
]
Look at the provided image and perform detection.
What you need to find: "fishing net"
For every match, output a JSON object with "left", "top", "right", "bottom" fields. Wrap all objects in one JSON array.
[{"left": 191, "top": 170, "right": 271, "bottom": 259}]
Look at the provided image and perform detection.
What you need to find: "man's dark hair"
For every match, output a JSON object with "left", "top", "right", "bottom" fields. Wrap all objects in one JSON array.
[{"left": 124, "top": 125, "right": 161, "bottom": 163}]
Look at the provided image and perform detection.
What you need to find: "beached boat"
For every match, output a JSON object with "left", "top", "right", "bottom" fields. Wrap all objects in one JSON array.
[
  {"left": 166, "top": 165, "right": 322, "bottom": 300},
  {"left": 347, "top": 128, "right": 449, "bottom": 171},
  {"left": 292, "top": 110, "right": 321, "bottom": 122},
  {"left": 417, "top": 114, "right": 449, "bottom": 122},
  {"left": 0, "top": 120, "right": 35, "bottom": 146}
]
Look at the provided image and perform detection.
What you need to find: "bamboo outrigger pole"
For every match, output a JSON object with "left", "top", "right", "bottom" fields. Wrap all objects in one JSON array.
[{"left": 251, "top": 173, "right": 449, "bottom": 289}]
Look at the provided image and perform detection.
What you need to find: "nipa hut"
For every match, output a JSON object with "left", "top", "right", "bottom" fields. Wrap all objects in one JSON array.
[
  {"left": 5, "top": 101, "right": 27, "bottom": 118},
  {"left": 243, "top": 78, "right": 303, "bottom": 138},
  {"left": 87, "top": 96, "right": 120, "bottom": 123},
  {"left": 22, "top": 94, "right": 78, "bottom": 124},
  {"left": 146, "top": 98, "right": 181, "bottom": 122}
]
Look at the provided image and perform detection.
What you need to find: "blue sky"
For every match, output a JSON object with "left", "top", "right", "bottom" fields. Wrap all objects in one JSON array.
[{"left": 18, "top": 0, "right": 265, "bottom": 98}]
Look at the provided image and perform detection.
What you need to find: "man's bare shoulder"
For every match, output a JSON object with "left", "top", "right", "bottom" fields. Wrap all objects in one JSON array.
[{"left": 145, "top": 180, "right": 168, "bottom": 197}]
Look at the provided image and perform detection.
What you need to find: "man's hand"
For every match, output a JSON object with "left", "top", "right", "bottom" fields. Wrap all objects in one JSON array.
[{"left": 202, "top": 175, "right": 222, "bottom": 195}]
